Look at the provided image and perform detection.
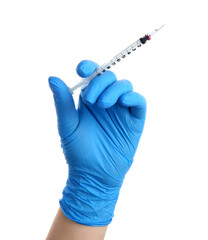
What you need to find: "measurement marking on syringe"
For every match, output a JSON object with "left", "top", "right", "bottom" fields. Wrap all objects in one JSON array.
[{"left": 69, "top": 25, "right": 165, "bottom": 94}]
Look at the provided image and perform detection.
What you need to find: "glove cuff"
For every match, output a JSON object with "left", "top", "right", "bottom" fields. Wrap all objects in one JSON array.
[{"left": 59, "top": 174, "right": 121, "bottom": 226}]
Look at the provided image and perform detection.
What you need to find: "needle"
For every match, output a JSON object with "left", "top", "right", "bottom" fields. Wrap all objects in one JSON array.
[
  {"left": 148, "top": 24, "right": 165, "bottom": 38},
  {"left": 157, "top": 24, "right": 165, "bottom": 32}
]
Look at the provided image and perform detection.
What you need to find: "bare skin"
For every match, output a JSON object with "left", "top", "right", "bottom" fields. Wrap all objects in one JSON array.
[{"left": 46, "top": 208, "right": 108, "bottom": 240}]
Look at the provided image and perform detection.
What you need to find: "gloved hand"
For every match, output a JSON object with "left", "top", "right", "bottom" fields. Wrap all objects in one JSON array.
[{"left": 48, "top": 60, "right": 146, "bottom": 226}]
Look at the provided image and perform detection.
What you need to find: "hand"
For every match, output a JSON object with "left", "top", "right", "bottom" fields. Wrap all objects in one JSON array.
[{"left": 48, "top": 60, "right": 146, "bottom": 226}]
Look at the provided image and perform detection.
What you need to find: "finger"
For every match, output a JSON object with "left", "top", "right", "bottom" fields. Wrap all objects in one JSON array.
[
  {"left": 118, "top": 92, "right": 146, "bottom": 119},
  {"left": 76, "top": 60, "right": 99, "bottom": 78},
  {"left": 82, "top": 71, "right": 117, "bottom": 105},
  {"left": 97, "top": 80, "right": 133, "bottom": 108},
  {"left": 48, "top": 76, "right": 79, "bottom": 138}
]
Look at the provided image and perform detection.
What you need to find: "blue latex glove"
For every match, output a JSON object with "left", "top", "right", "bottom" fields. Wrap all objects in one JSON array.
[{"left": 49, "top": 60, "right": 146, "bottom": 226}]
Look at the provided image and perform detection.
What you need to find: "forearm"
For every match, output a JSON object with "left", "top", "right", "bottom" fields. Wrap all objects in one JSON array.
[{"left": 46, "top": 207, "right": 108, "bottom": 240}]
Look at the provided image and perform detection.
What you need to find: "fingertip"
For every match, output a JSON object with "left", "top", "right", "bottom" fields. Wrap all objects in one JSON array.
[
  {"left": 48, "top": 76, "right": 60, "bottom": 90},
  {"left": 118, "top": 93, "right": 128, "bottom": 105},
  {"left": 96, "top": 79, "right": 132, "bottom": 109},
  {"left": 48, "top": 76, "right": 70, "bottom": 97},
  {"left": 76, "top": 60, "right": 99, "bottom": 78},
  {"left": 119, "top": 92, "right": 147, "bottom": 111},
  {"left": 134, "top": 93, "right": 147, "bottom": 108},
  {"left": 82, "top": 92, "right": 96, "bottom": 105},
  {"left": 82, "top": 70, "right": 117, "bottom": 105},
  {"left": 82, "top": 98, "right": 94, "bottom": 106},
  {"left": 48, "top": 76, "right": 57, "bottom": 84},
  {"left": 48, "top": 76, "right": 66, "bottom": 87}
]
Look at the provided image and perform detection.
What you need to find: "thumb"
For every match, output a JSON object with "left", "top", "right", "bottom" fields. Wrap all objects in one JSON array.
[{"left": 48, "top": 76, "right": 79, "bottom": 138}]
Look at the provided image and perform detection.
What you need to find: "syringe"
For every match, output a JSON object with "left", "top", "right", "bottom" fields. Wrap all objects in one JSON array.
[{"left": 69, "top": 25, "right": 165, "bottom": 94}]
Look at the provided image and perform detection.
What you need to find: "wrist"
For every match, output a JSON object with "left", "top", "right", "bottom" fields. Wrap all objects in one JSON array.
[{"left": 47, "top": 207, "right": 108, "bottom": 240}]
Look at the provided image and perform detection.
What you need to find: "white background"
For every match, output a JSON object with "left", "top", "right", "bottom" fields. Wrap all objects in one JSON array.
[{"left": 0, "top": 0, "right": 208, "bottom": 239}]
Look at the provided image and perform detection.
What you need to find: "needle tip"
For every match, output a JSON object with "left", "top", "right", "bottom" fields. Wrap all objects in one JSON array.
[{"left": 156, "top": 24, "right": 165, "bottom": 31}]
